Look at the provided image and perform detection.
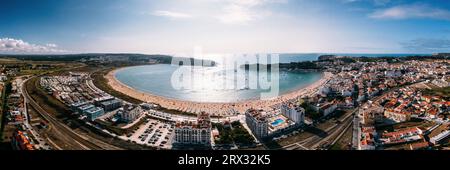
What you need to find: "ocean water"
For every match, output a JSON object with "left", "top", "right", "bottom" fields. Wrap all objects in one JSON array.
[
  {"left": 272, "top": 53, "right": 428, "bottom": 64},
  {"left": 196, "top": 53, "right": 429, "bottom": 65},
  {"left": 211, "top": 53, "right": 431, "bottom": 63}
]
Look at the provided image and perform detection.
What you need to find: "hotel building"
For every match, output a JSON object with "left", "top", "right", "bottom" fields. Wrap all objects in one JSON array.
[
  {"left": 118, "top": 104, "right": 143, "bottom": 123},
  {"left": 245, "top": 109, "right": 269, "bottom": 139},
  {"left": 281, "top": 102, "right": 305, "bottom": 125},
  {"left": 174, "top": 112, "right": 211, "bottom": 146}
]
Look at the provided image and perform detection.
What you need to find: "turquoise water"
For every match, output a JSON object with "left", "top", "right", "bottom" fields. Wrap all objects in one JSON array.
[
  {"left": 271, "top": 119, "right": 285, "bottom": 127},
  {"left": 115, "top": 64, "right": 323, "bottom": 103}
]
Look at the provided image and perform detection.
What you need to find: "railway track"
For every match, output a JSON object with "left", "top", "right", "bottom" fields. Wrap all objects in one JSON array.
[
  {"left": 282, "top": 109, "right": 355, "bottom": 150},
  {"left": 22, "top": 76, "right": 121, "bottom": 150}
]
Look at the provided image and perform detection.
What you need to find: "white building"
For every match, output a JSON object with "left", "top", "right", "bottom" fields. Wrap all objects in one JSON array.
[
  {"left": 432, "top": 79, "right": 449, "bottom": 88},
  {"left": 245, "top": 109, "right": 269, "bottom": 139},
  {"left": 380, "top": 127, "right": 423, "bottom": 145},
  {"left": 430, "top": 130, "right": 450, "bottom": 145},
  {"left": 118, "top": 105, "right": 143, "bottom": 123},
  {"left": 281, "top": 102, "right": 305, "bottom": 124},
  {"left": 0, "top": 75, "right": 7, "bottom": 82},
  {"left": 315, "top": 102, "right": 338, "bottom": 117},
  {"left": 174, "top": 112, "right": 211, "bottom": 146},
  {"left": 93, "top": 96, "right": 115, "bottom": 105},
  {"left": 384, "top": 109, "right": 411, "bottom": 123},
  {"left": 385, "top": 70, "right": 402, "bottom": 78}
]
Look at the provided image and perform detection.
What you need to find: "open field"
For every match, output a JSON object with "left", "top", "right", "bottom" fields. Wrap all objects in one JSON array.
[
  {"left": 423, "top": 87, "right": 450, "bottom": 100},
  {"left": 0, "top": 57, "right": 22, "bottom": 63},
  {"left": 213, "top": 121, "right": 256, "bottom": 147},
  {"left": 266, "top": 130, "right": 315, "bottom": 149},
  {"left": 377, "top": 119, "right": 437, "bottom": 132}
]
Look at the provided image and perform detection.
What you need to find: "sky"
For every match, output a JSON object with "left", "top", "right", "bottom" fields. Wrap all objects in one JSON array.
[{"left": 1, "top": 0, "right": 450, "bottom": 55}]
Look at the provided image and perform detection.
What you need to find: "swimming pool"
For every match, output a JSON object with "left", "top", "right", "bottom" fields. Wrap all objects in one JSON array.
[{"left": 271, "top": 119, "right": 285, "bottom": 127}]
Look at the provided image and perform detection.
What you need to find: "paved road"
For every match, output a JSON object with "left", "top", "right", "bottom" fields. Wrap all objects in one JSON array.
[
  {"left": 16, "top": 76, "right": 51, "bottom": 150},
  {"left": 22, "top": 76, "right": 121, "bottom": 150}
]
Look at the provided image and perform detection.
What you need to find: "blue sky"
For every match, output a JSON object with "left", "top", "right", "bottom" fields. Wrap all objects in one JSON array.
[{"left": 1, "top": 0, "right": 450, "bottom": 54}]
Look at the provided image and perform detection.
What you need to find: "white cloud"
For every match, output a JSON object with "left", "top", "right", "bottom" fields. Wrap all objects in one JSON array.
[
  {"left": 46, "top": 43, "right": 58, "bottom": 48},
  {"left": 150, "top": 0, "right": 286, "bottom": 25},
  {"left": 370, "top": 4, "right": 450, "bottom": 20},
  {"left": 218, "top": 4, "right": 262, "bottom": 24},
  {"left": 0, "top": 38, "right": 66, "bottom": 54},
  {"left": 152, "top": 10, "right": 193, "bottom": 19},
  {"left": 217, "top": 0, "right": 286, "bottom": 25}
]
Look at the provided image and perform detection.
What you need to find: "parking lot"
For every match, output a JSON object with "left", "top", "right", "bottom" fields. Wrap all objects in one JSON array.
[{"left": 126, "top": 118, "right": 175, "bottom": 149}]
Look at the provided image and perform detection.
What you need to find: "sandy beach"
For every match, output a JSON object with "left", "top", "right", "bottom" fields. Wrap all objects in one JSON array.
[{"left": 105, "top": 67, "right": 333, "bottom": 117}]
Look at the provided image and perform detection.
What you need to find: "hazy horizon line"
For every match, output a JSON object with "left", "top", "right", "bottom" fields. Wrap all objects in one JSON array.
[{"left": 0, "top": 52, "right": 435, "bottom": 56}]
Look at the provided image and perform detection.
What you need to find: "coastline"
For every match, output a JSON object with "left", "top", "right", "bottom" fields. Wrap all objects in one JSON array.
[{"left": 105, "top": 66, "right": 333, "bottom": 117}]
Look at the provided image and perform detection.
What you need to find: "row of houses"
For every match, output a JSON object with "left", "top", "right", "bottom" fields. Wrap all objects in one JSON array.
[{"left": 382, "top": 86, "right": 449, "bottom": 123}]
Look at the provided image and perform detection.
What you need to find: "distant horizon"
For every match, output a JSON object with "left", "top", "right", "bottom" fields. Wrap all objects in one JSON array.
[{"left": 0, "top": 52, "right": 436, "bottom": 56}]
